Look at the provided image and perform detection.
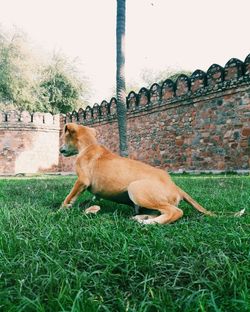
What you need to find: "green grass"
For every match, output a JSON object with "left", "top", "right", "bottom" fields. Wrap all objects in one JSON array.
[{"left": 0, "top": 175, "right": 249, "bottom": 312}]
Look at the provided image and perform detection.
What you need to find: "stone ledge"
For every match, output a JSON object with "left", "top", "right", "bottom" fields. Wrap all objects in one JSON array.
[
  {"left": 170, "top": 169, "right": 250, "bottom": 175},
  {"left": 0, "top": 124, "right": 60, "bottom": 132},
  {"left": 0, "top": 172, "right": 76, "bottom": 177},
  {"left": 1, "top": 170, "right": 248, "bottom": 177}
]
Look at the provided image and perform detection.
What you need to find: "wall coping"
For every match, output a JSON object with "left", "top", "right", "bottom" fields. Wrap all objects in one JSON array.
[{"left": 61, "top": 53, "right": 250, "bottom": 126}]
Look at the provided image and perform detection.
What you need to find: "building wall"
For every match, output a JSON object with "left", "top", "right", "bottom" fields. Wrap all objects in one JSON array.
[
  {"left": 1, "top": 54, "right": 250, "bottom": 174},
  {"left": 0, "top": 111, "right": 60, "bottom": 174}
]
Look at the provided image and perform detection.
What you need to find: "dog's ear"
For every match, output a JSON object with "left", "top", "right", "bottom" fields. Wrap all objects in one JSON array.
[{"left": 65, "top": 124, "right": 76, "bottom": 135}]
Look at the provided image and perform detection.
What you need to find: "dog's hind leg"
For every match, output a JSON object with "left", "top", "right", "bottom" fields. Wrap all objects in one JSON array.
[
  {"left": 134, "top": 205, "right": 183, "bottom": 224},
  {"left": 128, "top": 180, "right": 183, "bottom": 225}
]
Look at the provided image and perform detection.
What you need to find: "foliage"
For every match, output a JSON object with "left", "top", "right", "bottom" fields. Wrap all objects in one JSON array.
[
  {"left": 123, "top": 68, "right": 192, "bottom": 95},
  {"left": 140, "top": 68, "right": 192, "bottom": 88},
  {"left": 0, "top": 28, "right": 41, "bottom": 111},
  {"left": 0, "top": 175, "right": 249, "bottom": 311},
  {"left": 0, "top": 27, "right": 91, "bottom": 113},
  {"left": 110, "top": 68, "right": 192, "bottom": 98},
  {"left": 40, "top": 55, "right": 90, "bottom": 114}
]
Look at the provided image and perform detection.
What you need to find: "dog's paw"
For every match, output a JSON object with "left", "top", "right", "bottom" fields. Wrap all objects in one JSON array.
[
  {"left": 132, "top": 214, "right": 158, "bottom": 221},
  {"left": 59, "top": 203, "right": 73, "bottom": 210},
  {"left": 132, "top": 215, "right": 145, "bottom": 222},
  {"left": 206, "top": 210, "right": 216, "bottom": 217},
  {"left": 132, "top": 214, "right": 158, "bottom": 224},
  {"left": 140, "top": 218, "right": 158, "bottom": 225},
  {"left": 84, "top": 205, "right": 101, "bottom": 214}
]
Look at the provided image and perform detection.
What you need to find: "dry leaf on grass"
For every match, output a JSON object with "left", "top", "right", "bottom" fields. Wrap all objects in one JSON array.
[{"left": 84, "top": 205, "right": 101, "bottom": 214}]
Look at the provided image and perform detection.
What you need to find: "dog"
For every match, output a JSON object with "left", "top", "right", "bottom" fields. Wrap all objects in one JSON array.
[{"left": 59, "top": 123, "right": 214, "bottom": 224}]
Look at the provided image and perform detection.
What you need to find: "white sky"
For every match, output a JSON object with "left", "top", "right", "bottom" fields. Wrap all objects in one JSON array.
[{"left": 0, "top": 0, "right": 249, "bottom": 103}]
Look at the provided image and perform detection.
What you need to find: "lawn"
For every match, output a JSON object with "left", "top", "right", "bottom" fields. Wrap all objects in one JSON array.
[{"left": 0, "top": 175, "right": 249, "bottom": 312}]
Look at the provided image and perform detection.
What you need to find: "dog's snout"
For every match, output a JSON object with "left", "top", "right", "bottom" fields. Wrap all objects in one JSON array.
[
  {"left": 59, "top": 146, "right": 66, "bottom": 154},
  {"left": 59, "top": 144, "right": 78, "bottom": 157}
]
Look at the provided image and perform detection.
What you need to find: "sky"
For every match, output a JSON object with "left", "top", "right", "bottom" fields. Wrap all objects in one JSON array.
[{"left": 0, "top": 0, "right": 249, "bottom": 103}]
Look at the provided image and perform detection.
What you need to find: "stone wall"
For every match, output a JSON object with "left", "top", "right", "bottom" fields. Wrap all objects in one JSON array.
[
  {"left": 1, "top": 53, "right": 250, "bottom": 174},
  {"left": 60, "top": 54, "right": 250, "bottom": 172}
]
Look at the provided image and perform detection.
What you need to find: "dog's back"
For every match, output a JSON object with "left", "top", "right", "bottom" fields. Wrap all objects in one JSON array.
[{"left": 77, "top": 144, "right": 174, "bottom": 199}]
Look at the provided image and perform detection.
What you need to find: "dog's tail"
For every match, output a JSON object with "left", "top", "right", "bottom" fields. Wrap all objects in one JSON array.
[
  {"left": 178, "top": 187, "right": 245, "bottom": 218},
  {"left": 178, "top": 188, "right": 215, "bottom": 216}
]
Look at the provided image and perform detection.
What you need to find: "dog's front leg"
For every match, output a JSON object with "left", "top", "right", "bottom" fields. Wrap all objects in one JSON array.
[{"left": 61, "top": 179, "right": 88, "bottom": 209}]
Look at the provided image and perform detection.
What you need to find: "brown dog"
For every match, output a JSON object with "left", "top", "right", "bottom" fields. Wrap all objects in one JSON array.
[{"left": 59, "top": 123, "right": 214, "bottom": 224}]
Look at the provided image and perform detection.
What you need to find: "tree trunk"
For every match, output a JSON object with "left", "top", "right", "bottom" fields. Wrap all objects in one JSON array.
[{"left": 116, "top": 0, "right": 128, "bottom": 157}]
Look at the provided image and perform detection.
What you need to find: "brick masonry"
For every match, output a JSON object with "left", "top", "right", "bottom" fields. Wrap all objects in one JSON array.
[{"left": 1, "top": 54, "right": 250, "bottom": 174}]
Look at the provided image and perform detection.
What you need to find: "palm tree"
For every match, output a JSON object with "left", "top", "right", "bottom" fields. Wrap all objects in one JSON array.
[{"left": 116, "top": 0, "right": 128, "bottom": 157}]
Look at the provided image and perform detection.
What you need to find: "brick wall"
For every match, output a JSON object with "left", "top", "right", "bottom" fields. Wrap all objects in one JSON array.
[{"left": 1, "top": 54, "right": 250, "bottom": 174}]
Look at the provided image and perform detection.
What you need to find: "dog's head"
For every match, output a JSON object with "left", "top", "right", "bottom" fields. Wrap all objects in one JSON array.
[{"left": 59, "top": 123, "right": 97, "bottom": 157}]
